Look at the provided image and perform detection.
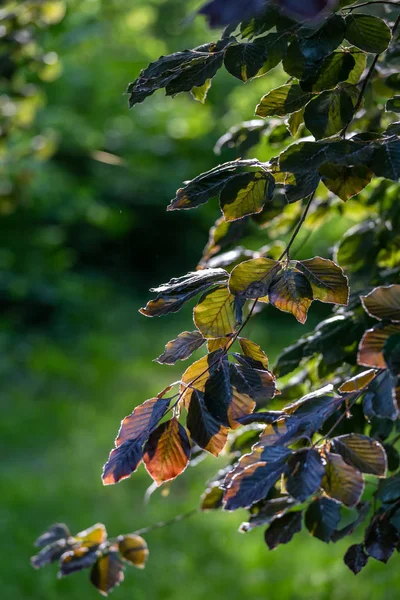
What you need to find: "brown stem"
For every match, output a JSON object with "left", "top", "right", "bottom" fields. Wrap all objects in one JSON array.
[
  {"left": 131, "top": 508, "right": 199, "bottom": 536},
  {"left": 278, "top": 192, "right": 316, "bottom": 261}
]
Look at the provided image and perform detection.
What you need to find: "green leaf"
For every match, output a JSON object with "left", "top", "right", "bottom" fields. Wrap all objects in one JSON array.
[
  {"left": 345, "top": 14, "right": 391, "bottom": 54},
  {"left": 300, "top": 14, "right": 345, "bottom": 64},
  {"left": 224, "top": 40, "right": 268, "bottom": 81},
  {"left": 229, "top": 257, "right": 280, "bottom": 298},
  {"left": 194, "top": 285, "right": 237, "bottom": 338},
  {"left": 303, "top": 88, "right": 354, "bottom": 140},
  {"left": 268, "top": 267, "right": 313, "bottom": 324},
  {"left": 256, "top": 32, "right": 291, "bottom": 76},
  {"left": 301, "top": 51, "right": 356, "bottom": 93},
  {"left": 321, "top": 452, "right": 364, "bottom": 507},
  {"left": 168, "top": 159, "right": 265, "bottom": 210},
  {"left": 280, "top": 170, "right": 321, "bottom": 203},
  {"left": 256, "top": 84, "right": 312, "bottom": 118},
  {"left": 305, "top": 497, "right": 341, "bottom": 542},
  {"left": 264, "top": 511, "right": 303, "bottom": 550},
  {"left": 155, "top": 331, "right": 205, "bottom": 365},
  {"left": 295, "top": 256, "right": 349, "bottom": 305},
  {"left": 331, "top": 434, "right": 387, "bottom": 477},
  {"left": 191, "top": 79, "right": 212, "bottom": 103},
  {"left": 371, "top": 137, "right": 400, "bottom": 181},
  {"left": 386, "top": 96, "right": 400, "bottom": 113},
  {"left": 319, "top": 162, "right": 372, "bottom": 201},
  {"left": 220, "top": 171, "right": 275, "bottom": 221}
]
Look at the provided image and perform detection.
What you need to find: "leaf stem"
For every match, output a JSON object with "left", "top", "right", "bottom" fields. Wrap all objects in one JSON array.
[
  {"left": 131, "top": 508, "right": 199, "bottom": 536},
  {"left": 343, "top": 1, "right": 400, "bottom": 11}
]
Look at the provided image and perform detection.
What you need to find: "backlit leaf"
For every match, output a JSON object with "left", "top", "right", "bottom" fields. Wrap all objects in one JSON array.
[
  {"left": 319, "top": 163, "right": 373, "bottom": 201},
  {"left": 220, "top": 171, "right": 274, "bottom": 221},
  {"left": 155, "top": 331, "right": 205, "bottom": 365},
  {"left": 330, "top": 434, "right": 387, "bottom": 477},
  {"left": 90, "top": 551, "right": 125, "bottom": 596},
  {"left": 304, "top": 88, "right": 354, "bottom": 140},
  {"left": 358, "top": 324, "right": 400, "bottom": 368},
  {"left": 371, "top": 137, "right": 400, "bottom": 181},
  {"left": 361, "top": 285, "right": 400, "bottom": 323},
  {"left": 229, "top": 257, "right": 280, "bottom": 298},
  {"left": 60, "top": 546, "right": 99, "bottom": 576},
  {"left": 34, "top": 524, "right": 70, "bottom": 549},
  {"left": 240, "top": 497, "right": 297, "bottom": 532},
  {"left": 339, "top": 369, "right": 377, "bottom": 393},
  {"left": 224, "top": 40, "right": 268, "bottom": 81},
  {"left": 194, "top": 285, "right": 237, "bottom": 339},
  {"left": 295, "top": 257, "right": 349, "bottom": 305},
  {"left": 321, "top": 452, "right": 364, "bottom": 507},
  {"left": 238, "top": 337, "right": 269, "bottom": 370},
  {"left": 143, "top": 418, "right": 191, "bottom": 485},
  {"left": 75, "top": 523, "right": 107, "bottom": 548},
  {"left": 301, "top": 51, "right": 356, "bottom": 93},
  {"left": 264, "top": 511, "right": 302, "bottom": 550},
  {"left": 386, "top": 96, "right": 400, "bottom": 113},
  {"left": 118, "top": 535, "right": 148, "bottom": 568},
  {"left": 268, "top": 267, "right": 313, "bottom": 323},
  {"left": 223, "top": 460, "right": 288, "bottom": 511},
  {"left": 345, "top": 14, "right": 391, "bottom": 54},
  {"left": 256, "top": 84, "right": 312, "bottom": 118}
]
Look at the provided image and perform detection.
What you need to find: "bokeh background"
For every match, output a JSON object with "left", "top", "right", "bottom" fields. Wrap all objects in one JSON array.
[{"left": 1, "top": 1, "right": 399, "bottom": 598}]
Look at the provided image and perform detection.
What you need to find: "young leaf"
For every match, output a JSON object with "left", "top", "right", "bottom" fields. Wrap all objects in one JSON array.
[
  {"left": 186, "top": 390, "right": 229, "bottom": 456},
  {"left": 305, "top": 497, "right": 341, "bottom": 542},
  {"left": 321, "top": 452, "right": 364, "bottom": 507},
  {"left": 194, "top": 285, "right": 237, "bottom": 339},
  {"left": 256, "top": 84, "right": 313, "bottom": 118},
  {"left": 361, "top": 285, "right": 400, "bottom": 323},
  {"left": 140, "top": 268, "right": 228, "bottom": 317},
  {"left": 75, "top": 523, "right": 107, "bottom": 548},
  {"left": 303, "top": 88, "right": 354, "bottom": 140},
  {"left": 319, "top": 163, "right": 373, "bottom": 201},
  {"left": 118, "top": 535, "right": 148, "bottom": 568},
  {"left": 238, "top": 337, "right": 269, "bottom": 370},
  {"left": 220, "top": 171, "right": 275, "bottom": 221},
  {"left": 295, "top": 257, "right": 349, "bottom": 305},
  {"left": 90, "top": 551, "right": 125, "bottom": 596},
  {"left": 60, "top": 547, "right": 99, "bottom": 576},
  {"left": 339, "top": 369, "right": 377, "bottom": 393},
  {"left": 191, "top": 79, "right": 212, "bottom": 103},
  {"left": 268, "top": 267, "right": 313, "bottom": 324},
  {"left": 286, "top": 449, "right": 325, "bottom": 502},
  {"left": 34, "top": 524, "right": 71, "bottom": 549},
  {"left": 31, "top": 539, "right": 71, "bottom": 569},
  {"left": 264, "top": 511, "right": 303, "bottom": 550},
  {"left": 229, "top": 257, "right": 280, "bottom": 298},
  {"left": 155, "top": 331, "right": 206, "bottom": 365},
  {"left": 143, "top": 418, "right": 191, "bottom": 485},
  {"left": 330, "top": 434, "right": 387, "bottom": 477},
  {"left": 344, "top": 543, "right": 369, "bottom": 575},
  {"left": 345, "top": 14, "right": 391, "bottom": 54}
]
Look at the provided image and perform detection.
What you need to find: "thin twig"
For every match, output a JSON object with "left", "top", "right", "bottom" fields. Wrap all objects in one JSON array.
[
  {"left": 131, "top": 508, "right": 199, "bottom": 536},
  {"left": 343, "top": 1, "right": 400, "bottom": 11},
  {"left": 278, "top": 192, "right": 316, "bottom": 261}
]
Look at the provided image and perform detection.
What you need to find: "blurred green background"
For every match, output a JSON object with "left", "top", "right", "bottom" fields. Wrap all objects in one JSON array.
[{"left": 1, "top": 1, "right": 399, "bottom": 599}]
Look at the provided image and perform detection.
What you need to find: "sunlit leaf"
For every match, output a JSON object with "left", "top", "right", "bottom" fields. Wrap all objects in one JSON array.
[
  {"left": 143, "top": 418, "right": 191, "bottom": 485},
  {"left": 304, "top": 88, "right": 354, "bottom": 140},
  {"left": 330, "top": 434, "right": 387, "bottom": 477},
  {"left": 361, "top": 285, "right": 400, "bottom": 323},
  {"left": 358, "top": 324, "right": 400, "bottom": 368},
  {"left": 256, "top": 84, "right": 312, "bottom": 118},
  {"left": 224, "top": 40, "right": 268, "bottom": 81},
  {"left": 229, "top": 257, "right": 280, "bottom": 298},
  {"left": 60, "top": 546, "right": 99, "bottom": 576},
  {"left": 296, "top": 257, "right": 349, "bottom": 305},
  {"left": 201, "top": 484, "right": 224, "bottom": 510},
  {"left": 34, "top": 523, "right": 70, "bottom": 548},
  {"left": 223, "top": 460, "right": 288, "bottom": 511},
  {"left": 194, "top": 285, "right": 237, "bottom": 338},
  {"left": 363, "top": 371, "right": 399, "bottom": 421},
  {"left": 321, "top": 452, "right": 364, "bottom": 507},
  {"left": 240, "top": 497, "right": 297, "bottom": 532},
  {"left": 90, "top": 551, "right": 125, "bottom": 596},
  {"left": 220, "top": 171, "right": 274, "bottom": 221},
  {"left": 345, "top": 14, "right": 391, "bottom": 54},
  {"left": 75, "top": 523, "right": 107, "bottom": 548},
  {"left": 31, "top": 539, "right": 71, "bottom": 569},
  {"left": 319, "top": 163, "right": 373, "bottom": 201},
  {"left": 186, "top": 390, "right": 229, "bottom": 456},
  {"left": 118, "top": 535, "right": 148, "bottom": 568},
  {"left": 339, "top": 369, "right": 377, "bottom": 393},
  {"left": 268, "top": 267, "right": 313, "bottom": 323},
  {"left": 238, "top": 337, "right": 269, "bottom": 370}
]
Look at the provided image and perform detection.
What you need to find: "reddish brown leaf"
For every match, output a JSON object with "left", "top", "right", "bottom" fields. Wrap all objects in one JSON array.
[
  {"left": 361, "top": 285, "right": 400, "bottom": 322},
  {"left": 143, "top": 418, "right": 191, "bottom": 485},
  {"left": 358, "top": 324, "right": 400, "bottom": 368},
  {"left": 296, "top": 257, "right": 349, "bottom": 305},
  {"left": 269, "top": 268, "right": 313, "bottom": 323}
]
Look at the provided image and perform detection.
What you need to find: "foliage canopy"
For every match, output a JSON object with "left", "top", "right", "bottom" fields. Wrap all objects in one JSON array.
[{"left": 21, "top": 0, "right": 400, "bottom": 595}]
